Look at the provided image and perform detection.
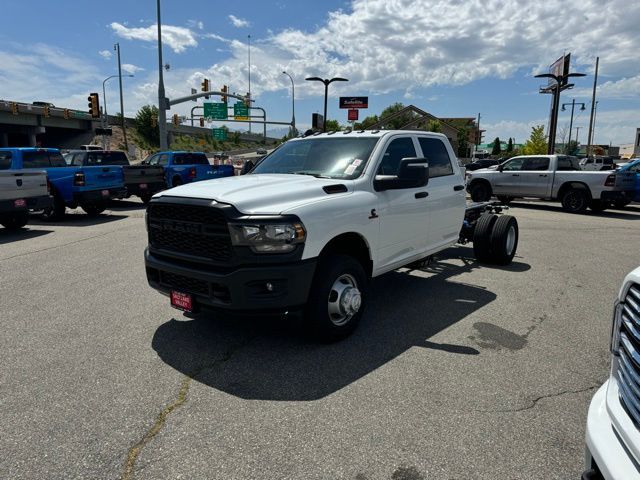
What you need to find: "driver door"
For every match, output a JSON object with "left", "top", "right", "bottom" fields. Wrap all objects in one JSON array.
[
  {"left": 493, "top": 157, "right": 525, "bottom": 195},
  {"left": 374, "top": 136, "right": 431, "bottom": 271}
]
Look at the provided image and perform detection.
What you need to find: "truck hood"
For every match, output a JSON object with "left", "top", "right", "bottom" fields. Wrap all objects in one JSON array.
[{"left": 154, "top": 174, "right": 353, "bottom": 214}]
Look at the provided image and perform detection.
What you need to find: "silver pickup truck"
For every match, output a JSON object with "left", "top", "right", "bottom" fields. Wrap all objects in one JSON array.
[
  {"left": 0, "top": 168, "right": 51, "bottom": 230},
  {"left": 466, "top": 155, "right": 636, "bottom": 213}
]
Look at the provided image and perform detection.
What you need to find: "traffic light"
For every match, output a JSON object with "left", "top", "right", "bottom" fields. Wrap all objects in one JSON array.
[
  {"left": 221, "top": 85, "right": 228, "bottom": 103},
  {"left": 244, "top": 92, "right": 251, "bottom": 107},
  {"left": 172, "top": 114, "right": 180, "bottom": 126},
  {"left": 199, "top": 117, "right": 205, "bottom": 127},
  {"left": 87, "top": 93, "right": 100, "bottom": 118},
  {"left": 201, "top": 78, "right": 210, "bottom": 99},
  {"left": 151, "top": 115, "right": 157, "bottom": 128},
  {"left": 11, "top": 102, "right": 18, "bottom": 115},
  {"left": 43, "top": 105, "right": 50, "bottom": 118}
]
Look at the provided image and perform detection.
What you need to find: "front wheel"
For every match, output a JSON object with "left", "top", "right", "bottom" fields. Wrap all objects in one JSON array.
[
  {"left": 81, "top": 202, "right": 106, "bottom": 216},
  {"left": 561, "top": 188, "right": 589, "bottom": 213},
  {"left": 41, "top": 193, "right": 66, "bottom": 221},
  {"left": 305, "top": 254, "right": 368, "bottom": 341},
  {"left": 1, "top": 212, "right": 29, "bottom": 230},
  {"left": 470, "top": 182, "right": 492, "bottom": 202}
]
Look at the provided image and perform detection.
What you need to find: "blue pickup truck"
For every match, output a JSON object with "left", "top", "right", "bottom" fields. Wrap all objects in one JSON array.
[
  {"left": 142, "top": 151, "right": 234, "bottom": 188},
  {"left": 615, "top": 159, "right": 640, "bottom": 207},
  {"left": 0, "top": 148, "right": 126, "bottom": 219}
]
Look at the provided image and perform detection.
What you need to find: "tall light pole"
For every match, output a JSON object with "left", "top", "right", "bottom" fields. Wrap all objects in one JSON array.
[
  {"left": 561, "top": 99, "right": 586, "bottom": 153},
  {"left": 282, "top": 71, "right": 296, "bottom": 135},
  {"left": 586, "top": 57, "right": 599, "bottom": 158},
  {"left": 247, "top": 35, "right": 251, "bottom": 135},
  {"left": 535, "top": 71, "right": 586, "bottom": 154},
  {"left": 113, "top": 43, "right": 129, "bottom": 151},
  {"left": 305, "top": 76, "right": 349, "bottom": 132},
  {"left": 102, "top": 74, "right": 134, "bottom": 123},
  {"left": 156, "top": 0, "right": 168, "bottom": 150}
]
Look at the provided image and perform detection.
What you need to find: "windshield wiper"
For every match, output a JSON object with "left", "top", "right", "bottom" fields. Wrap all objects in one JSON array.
[{"left": 291, "top": 171, "right": 332, "bottom": 179}]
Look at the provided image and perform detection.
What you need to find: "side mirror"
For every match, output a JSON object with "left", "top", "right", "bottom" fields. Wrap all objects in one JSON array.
[
  {"left": 374, "top": 157, "right": 429, "bottom": 191},
  {"left": 241, "top": 160, "right": 255, "bottom": 175},
  {"left": 498, "top": 164, "right": 504, "bottom": 172}
]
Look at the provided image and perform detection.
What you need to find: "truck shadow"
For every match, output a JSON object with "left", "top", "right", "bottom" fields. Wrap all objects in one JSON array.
[
  {"left": 510, "top": 201, "right": 640, "bottom": 220},
  {"left": 107, "top": 199, "right": 148, "bottom": 211},
  {"left": 0, "top": 227, "right": 53, "bottom": 244},
  {"left": 152, "top": 249, "right": 529, "bottom": 401},
  {"left": 29, "top": 212, "right": 128, "bottom": 227}
]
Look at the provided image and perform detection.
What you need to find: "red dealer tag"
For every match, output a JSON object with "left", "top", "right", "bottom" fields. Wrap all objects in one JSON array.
[
  {"left": 348, "top": 109, "right": 359, "bottom": 121},
  {"left": 170, "top": 291, "right": 193, "bottom": 312},
  {"left": 14, "top": 199, "right": 26, "bottom": 208}
]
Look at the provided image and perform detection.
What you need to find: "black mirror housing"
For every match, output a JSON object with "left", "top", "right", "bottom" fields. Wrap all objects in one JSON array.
[{"left": 374, "top": 157, "right": 429, "bottom": 191}]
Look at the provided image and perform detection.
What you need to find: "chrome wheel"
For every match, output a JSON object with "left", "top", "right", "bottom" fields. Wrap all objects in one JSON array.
[
  {"left": 505, "top": 225, "right": 516, "bottom": 256},
  {"left": 327, "top": 273, "right": 361, "bottom": 326}
]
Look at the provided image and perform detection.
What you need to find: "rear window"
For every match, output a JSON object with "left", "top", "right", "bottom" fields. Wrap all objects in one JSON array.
[
  {"left": 522, "top": 157, "right": 550, "bottom": 171},
  {"left": 49, "top": 153, "right": 67, "bottom": 167},
  {"left": 173, "top": 153, "right": 209, "bottom": 165},
  {"left": 557, "top": 156, "right": 581, "bottom": 171},
  {"left": 0, "top": 151, "right": 12, "bottom": 170},
  {"left": 418, "top": 137, "right": 454, "bottom": 178},
  {"left": 85, "top": 151, "right": 129, "bottom": 166},
  {"left": 22, "top": 151, "right": 51, "bottom": 168}
]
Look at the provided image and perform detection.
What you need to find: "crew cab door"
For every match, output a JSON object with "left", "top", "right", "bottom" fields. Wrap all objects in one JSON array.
[
  {"left": 374, "top": 136, "right": 430, "bottom": 270},
  {"left": 493, "top": 157, "right": 525, "bottom": 195},
  {"left": 416, "top": 136, "right": 465, "bottom": 248},
  {"left": 517, "top": 157, "right": 552, "bottom": 197}
]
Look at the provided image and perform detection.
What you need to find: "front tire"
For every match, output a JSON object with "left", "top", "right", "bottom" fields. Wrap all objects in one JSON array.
[
  {"left": 41, "top": 193, "right": 66, "bottom": 221},
  {"left": 1, "top": 212, "right": 29, "bottom": 230},
  {"left": 470, "top": 182, "right": 492, "bottom": 202},
  {"left": 561, "top": 188, "right": 589, "bottom": 213},
  {"left": 305, "top": 254, "right": 368, "bottom": 341}
]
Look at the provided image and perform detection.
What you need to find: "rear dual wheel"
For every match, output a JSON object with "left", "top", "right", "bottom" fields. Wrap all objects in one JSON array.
[
  {"left": 473, "top": 214, "right": 519, "bottom": 265},
  {"left": 1, "top": 212, "right": 29, "bottom": 230},
  {"left": 81, "top": 202, "right": 106, "bottom": 216}
]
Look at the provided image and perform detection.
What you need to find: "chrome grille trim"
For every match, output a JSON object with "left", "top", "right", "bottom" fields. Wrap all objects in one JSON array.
[{"left": 618, "top": 283, "right": 640, "bottom": 428}]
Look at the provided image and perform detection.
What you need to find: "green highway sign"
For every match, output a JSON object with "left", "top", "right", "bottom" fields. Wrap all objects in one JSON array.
[
  {"left": 233, "top": 101, "right": 249, "bottom": 120},
  {"left": 204, "top": 102, "right": 228, "bottom": 120},
  {"left": 212, "top": 128, "right": 227, "bottom": 140}
]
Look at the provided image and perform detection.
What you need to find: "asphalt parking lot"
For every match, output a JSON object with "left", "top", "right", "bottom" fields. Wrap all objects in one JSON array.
[{"left": 1, "top": 199, "right": 639, "bottom": 480}]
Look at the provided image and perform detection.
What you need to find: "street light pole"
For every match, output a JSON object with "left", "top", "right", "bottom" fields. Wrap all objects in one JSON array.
[
  {"left": 305, "top": 76, "right": 349, "bottom": 132},
  {"left": 114, "top": 43, "right": 128, "bottom": 151},
  {"left": 248, "top": 35, "right": 251, "bottom": 135},
  {"left": 282, "top": 71, "right": 296, "bottom": 135},
  {"left": 561, "top": 99, "right": 586, "bottom": 153},
  {"left": 102, "top": 75, "right": 118, "bottom": 119},
  {"left": 156, "top": 0, "right": 168, "bottom": 150}
]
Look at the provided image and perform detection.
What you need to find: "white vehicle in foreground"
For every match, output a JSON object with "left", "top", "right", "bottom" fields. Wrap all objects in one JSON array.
[
  {"left": 144, "top": 130, "right": 520, "bottom": 340},
  {"left": 584, "top": 266, "right": 640, "bottom": 479}
]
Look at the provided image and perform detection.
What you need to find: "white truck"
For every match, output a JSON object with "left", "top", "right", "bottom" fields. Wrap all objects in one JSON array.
[
  {"left": 144, "top": 130, "right": 519, "bottom": 340},
  {"left": 584, "top": 266, "right": 640, "bottom": 480},
  {"left": 466, "top": 154, "right": 636, "bottom": 213},
  {"left": 0, "top": 155, "right": 51, "bottom": 230}
]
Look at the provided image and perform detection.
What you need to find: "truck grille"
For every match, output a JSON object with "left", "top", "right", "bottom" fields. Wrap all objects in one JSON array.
[
  {"left": 617, "top": 283, "right": 640, "bottom": 426},
  {"left": 147, "top": 203, "right": 232, "bottom": 262}
]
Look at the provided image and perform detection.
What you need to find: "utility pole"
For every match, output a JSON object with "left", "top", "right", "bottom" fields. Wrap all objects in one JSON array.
[
  {"left": 248, "top": 35, "right": 251, "bottom": 135},
  {"left": 575, "top": 126, "right": 581, "bottom": 147},
  {"left": 156, "top": 0, "right": 168, "bottom": 150},
  {"left": 476, "top": 112, "right": 481, "bottom": 152},
  {"left": 114, "top": 43, "right": 128, "bottom": 151},
  {"left": 586, "top": 56, "right": 599, "bottom": 158}
]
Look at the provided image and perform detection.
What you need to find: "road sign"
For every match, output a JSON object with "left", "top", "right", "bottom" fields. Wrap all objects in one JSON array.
[
  {"left": 212, "top": 128, "right": 227, "bottom": 140},
  {"left": 204, "top": 102, "right": 228, "bottom": 120},
  {"left": 339, "top": 97, "right": 368, "bottom": 109},
  {"left": 234, "top": 101, "right": 249, "bottom": 120},
  {"left": 348, "top": 109, "right": 359, "bottom": 121}
]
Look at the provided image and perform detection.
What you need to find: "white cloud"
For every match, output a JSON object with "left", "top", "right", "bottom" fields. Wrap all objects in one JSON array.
[
  {"left": 98, "top": 50, "right": 112, "bottom": 60},
  {"left": 110, "top": 22, "right": 198, "bottom": 53},
  {"left": 121, "top": 63, "right": 144, "bottom": 74},
  {"left": 187, "top": 19, "right": 204, "bottom": 30},
  {"left": 573, "top": 75, "right": 640, "bottom": 100},
  {"left": 228, "top": 15, "right": 250, "bottom": 28}
]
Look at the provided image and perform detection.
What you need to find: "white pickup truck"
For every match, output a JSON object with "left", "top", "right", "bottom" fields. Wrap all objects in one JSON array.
[
  {"left": 0, "top": 155, "right": 51, "bottom": 230},
  {"left": 466, "top": 154, "right": 636, "bottom": 213},
  {"left": 144, "top": 130, "right": 519, "bottom": 340}
]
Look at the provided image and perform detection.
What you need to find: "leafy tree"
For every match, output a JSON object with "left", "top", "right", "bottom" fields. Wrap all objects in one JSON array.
[
  {"left": 133, "top": 105, "right": 159, "bottom": 148},
  {"left": 426, "top": 120, "right": 441, "bottom": 133},
  {"left": 377, "top": 102, "right": 419, "bottom": 129},
  {"left": 324, "top": 119, "right": 341, "bottom": 131},
  {"left": 507, "top": 137, "right": 513, "bottom": 152},
  {"left": 522, "top": 125, "right": 548, "bottom": 155},
  {"left": 232, "top": 131, "right": 241, "bottom": 145},
  {"left": 566, "top": 140, "right": 579, "bottom": 155},
  {"left": 456, "top": 128, "right": 470, "bottom": 158},
  {"left": 353, "top": 114, "right": 379, "bottom": 130},
  {"left": 491, "top": 137, "right": 501, "bottom": 155}
]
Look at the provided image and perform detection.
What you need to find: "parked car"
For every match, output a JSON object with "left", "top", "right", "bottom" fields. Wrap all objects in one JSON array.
[
  {"left": 584, "top": 266, "right": 640, "bottom": 480},
  {"left": 465, "top": 159, "right": 501, "bottom": 171},
  {"left": 144, "top": 130, "right": 519, "bottom": 340},
  {"left": 142, "top": 151, "right": 234, "bottom": 188},
  {"left": 0, "top": 148, "right": 126, "bottom": 219},
  {"left": 466, "top": 154, "right": 636, "bottom": 213},
  {"left": 65, "top": 150, "right": 165, "bottom": 204},
  {"left": 580, "top": 156, "right": 616, "bottom": 171},
  {"left": 0, "top": 152, "right": 51, "bottom": 230},
  {"left": 611, "top": 158, "right": 640, "bottom": 208},
  {"left": 256, "top": 147, "right": 268, "bottom": 155}
]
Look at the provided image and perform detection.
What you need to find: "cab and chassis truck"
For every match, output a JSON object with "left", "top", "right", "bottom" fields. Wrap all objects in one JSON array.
[{"left": 145, "top": 130, "right": 520, "bottom": 340}]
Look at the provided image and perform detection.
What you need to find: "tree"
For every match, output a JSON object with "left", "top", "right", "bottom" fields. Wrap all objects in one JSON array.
[
  {"left": 491, "top": 137, "right": 501, "bottom": 155},
  {"left": 324, "top": 119, "right": 341, "bottom": 131},
  {"left": 376, "top": 102, "right": 419, "bottom": 129},
  {"left": 232, "top": 131, "right": 241, "bottom": 145},
  {"left": 456, "top": 128, "right": 470, "bottom": 158},
  {"left": 426, "top": 119, "right": 441, "bottom": 133},
  {"left": 507, "top": 137, "right": 513, "bottom": 152},
  {"left": 133, "top": 105, "right": 159, "bottom": 148},
  {"left": 522, "top": 125, "right": 548, "bottom": 155},
  {"left": 353, "top": 114, "right": 379, "bottom": 130}
]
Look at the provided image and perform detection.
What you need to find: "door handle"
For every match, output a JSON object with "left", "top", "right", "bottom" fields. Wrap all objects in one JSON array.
[
  {"left": 415, "top": 191, "right": 429, "bottom": 199},
  {"left": 453, "top": 185, "right": 465, "bottom": 191},
  {"left": 511, "top": 174, "right": 519, "bottom": 176},
  {"left": 539, "top": 174, "right": 548, "bottom": 177}
]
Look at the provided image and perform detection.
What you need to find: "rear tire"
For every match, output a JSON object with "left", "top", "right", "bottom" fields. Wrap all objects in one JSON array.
[
  {"left": 305, "top": 254, "right": 368, "bottom": 342},
  {"left": 41, "top": 192, "right": 66, "bottom": 221},
  {"left": 81, "top": 202, "right": 106, "bottom": 216},
  {"left": 473, "top": 213, "right": 498, "bottom": 263},
  {"left": 589, "top": 200, "right": 609, "bottom": 212},
  {"left": 470, "top": 182, "right": 492, "bottom": 202},
  {"left": 613, "top": 199, "right": 631, "bottom": 209},
  {"left": 172, "top": 177, "right": 182, "bottom": 188},
  {"left": 1, "top": 212, "right": 29, "bottom": 230},
  {"left": 140, "top": 192, "right": 153, "bottom": 204},
  {"left": 561, "top": 188, "right": 589, "bottom": 213},
  {"left": 496, "top": 195, "right": 514, "bottom": 204},
  {"left": 489, "top": 215, "right": 519, "bottom": 265}
]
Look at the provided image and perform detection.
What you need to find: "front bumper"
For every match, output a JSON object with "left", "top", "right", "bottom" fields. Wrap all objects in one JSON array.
[
  {"left": 0, "top": 194, "right": 52, "bottom": 213},
  {"left": 74, "top": 187, "right": 127, "bottom": 203},
  {"left": 144, "top": 248, "right": 317, "bottom": 312},
  {"left": 125, "top": 181, "right": 166, "bottom": 197},
  {"left": 584, "top": 381, "right": 640, "bottom": 480},
  {"left": 601, "top": 190, "right": 637, "bottom": 202}
]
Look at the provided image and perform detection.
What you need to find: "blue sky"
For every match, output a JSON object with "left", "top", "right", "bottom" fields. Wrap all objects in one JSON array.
[{"left": 2, "top": 0, "right": 639, "bottom": 145}]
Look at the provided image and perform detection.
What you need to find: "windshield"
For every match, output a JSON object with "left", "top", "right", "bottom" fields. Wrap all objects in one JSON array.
[{"left": 252, "top": 137, "right": 379, "bottom": 179}]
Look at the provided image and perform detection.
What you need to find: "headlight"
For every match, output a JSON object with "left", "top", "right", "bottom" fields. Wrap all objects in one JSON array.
[
  {"left": 229, "top": 221, "right": 306, "bottom": 253},
  {"left": 611, "top": 300, "right": 623, "bottom": 355}
]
